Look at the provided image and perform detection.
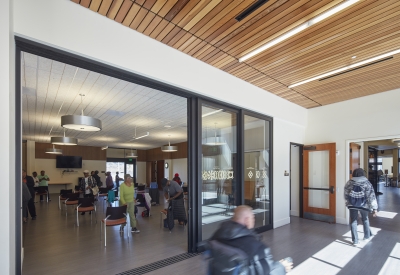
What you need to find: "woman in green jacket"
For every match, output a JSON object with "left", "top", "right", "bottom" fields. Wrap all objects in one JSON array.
[{"left": 119, "top": 174, "right": 140, "bottom": 233}]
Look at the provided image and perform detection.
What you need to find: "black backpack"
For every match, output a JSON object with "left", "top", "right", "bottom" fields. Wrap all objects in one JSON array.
[
  {"left": 207, "top": 240, "right": 248, "bottom": 275},
  {"left": 349, "top": 182, "right": 366, "bottom": 207}
]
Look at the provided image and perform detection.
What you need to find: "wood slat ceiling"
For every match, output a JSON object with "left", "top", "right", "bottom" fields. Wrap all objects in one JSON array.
[{"left": 71, "top": 0, "right": 400, "bottom": 108}]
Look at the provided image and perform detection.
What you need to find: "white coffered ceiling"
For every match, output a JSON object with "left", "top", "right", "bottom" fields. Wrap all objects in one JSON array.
[{"left": 21, "top": 52, "right": 188, "bottom": 149}]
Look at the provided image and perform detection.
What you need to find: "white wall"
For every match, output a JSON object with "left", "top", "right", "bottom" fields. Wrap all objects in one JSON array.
[
  {"left": 382, "top": 157, "right": 393, "bottom": 174},
  {"left": 1, "top": 0, "right": 15, "bottom": 273},
  {"left": 170, "top": 158, "right": 188, "bottom": 184},
  {"left": 33, "top": 159, "right": 106, "bottom": 193},
  {"left": 306, "top": 89, "right": 400, "bottom": 224},
  {"left": 290, "top": 145, "right": 300, "bottom": 216}
]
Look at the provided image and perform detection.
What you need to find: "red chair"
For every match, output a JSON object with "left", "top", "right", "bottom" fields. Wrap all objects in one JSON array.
[
  {"left": 76, "top": 197, "right": 96, "bottom": 226},
  {"left": 101, "top": 205, "right": 128, "bottom": 247}
]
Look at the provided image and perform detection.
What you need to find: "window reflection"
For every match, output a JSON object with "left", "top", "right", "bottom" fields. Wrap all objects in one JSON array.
[{"left": 201, "top": 105, "right": 237, "bottom": 240}]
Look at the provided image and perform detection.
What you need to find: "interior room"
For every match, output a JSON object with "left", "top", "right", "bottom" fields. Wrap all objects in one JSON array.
[{"left": 3, "top": 0, "right": 400, "bottom": 275}]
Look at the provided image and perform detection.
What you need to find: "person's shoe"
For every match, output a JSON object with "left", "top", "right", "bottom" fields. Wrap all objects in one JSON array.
[
  {"left": 81, "top": 212, "right": 85, "bottom": 215},
  {"left": 32, "top": 217, "right": 36, "bottom": 220},
  {"left": 353, "top": 241, "right": 359, "bottom": 245},
  {"left": 131, "top": 227, "right": 140, "bottom": 233}
]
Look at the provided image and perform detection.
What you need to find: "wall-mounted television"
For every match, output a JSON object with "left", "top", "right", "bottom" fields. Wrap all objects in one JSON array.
[{"left": 56, "top": 156, "right": 82, "bottom": 168}]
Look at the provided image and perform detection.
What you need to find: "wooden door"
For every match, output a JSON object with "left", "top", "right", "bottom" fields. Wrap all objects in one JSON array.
[
  {"left": 303, "top": 143, "right": 336, "bottom": 223},
  {"left": 350, "top": 143, "right": 361, "bottom": 178},
  {"left": 156, "top": 160, "right": 165, "bottom": 190}
]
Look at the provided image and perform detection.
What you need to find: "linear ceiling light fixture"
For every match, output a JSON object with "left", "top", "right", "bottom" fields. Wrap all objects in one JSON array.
[
  {"left": 161, "top": 135, "right": 178, "bottom": 152},
  {"left": 202, "top": 109, "right": 223, "bottom": 118},
  {"left": 61, "top": 94, "right": 102, "bottom": 131},
  {"left": 239, "top": 0, "right": 359, "bottom": 62},
  {"left": 288, "top": 48, "right": 400, "bottom": 88}
]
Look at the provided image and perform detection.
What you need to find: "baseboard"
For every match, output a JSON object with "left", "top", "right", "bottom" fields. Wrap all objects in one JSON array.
[
  {"left": 336, "top": 217, "right": 348, "bottom": 225},
  {"left": 290, "top": 210, "right": 299, "bottom": 216},
  {"left": 273, "top": 217, "right": 290, "bottom": 228}
]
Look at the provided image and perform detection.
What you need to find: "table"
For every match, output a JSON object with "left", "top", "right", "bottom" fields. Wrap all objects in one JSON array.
[{"left": 48, "top": 182, "right": 73, "bottom": 190}]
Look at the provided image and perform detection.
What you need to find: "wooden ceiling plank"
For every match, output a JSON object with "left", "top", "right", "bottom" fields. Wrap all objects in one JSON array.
[
  {"left": 129, "top": 7, "right": 149, "bottom": 30},
  {"left": 149, "top": 18, "right": 169, "bottom": 38},
  {"left": 221, "top": 60, "right": 241, "bottom": 71},
  {"left": 165, "top": 28, "right": 186, "bottom": 45},
  {"left": 151, "top": 0, "right": 169, "bottom": 13},
  {"left": 115, "top": 0, "right": 134, "bottom": 22},
  {"left": 122, "top": 3, "right": 142, "bottom": 26},
  {"left": 225, "top": 0, "right": 333, "bottom": 56},
  {"left": 177, "top": 35, "right": 198, "bottom": 51},
  {"left": 155, "top": 21, "right": 176, "bottom": 41},
  {"left": 137, "top": 11, "right": 156, "bottom": 33},
  {"left": 158, "top": 0, "right": 179, "bottom": 17},
  {"left": 181, "top": 37, "right": 202, "bottom": 52},
  {"left": 173, "top": 32, "right": 194, "bottom": 49},
  {"left": 143, "top": 15, "right": 163, "bottom": 36},
  {"left": 202, "top": 48, "right": 223, "bottom": 63},
  {"left": 170, "top": 0, "right": 201, "bottom": 25},
  {"left": 210, "top": 55, "right": 234, "bottom": 68},
  {"left": 185, "top": 40, "right": 207, "bottom": 55},
  {"left": 71, "top": 0, "right": 80, "bottom": 3},
  {"left": 195, "top": 45, "right": 216, "bottom": 60},
  {"left": 181, "top": 0, "right": 222, "bottom": 31},
  {"left": 107, "top": 0, "right": 124, "bottom": 19},
  {"left": 80, "top": 0, "right": 91, "bottom": 8},
  {"left": 143, "top": 0, "right": 158, "bottom": 10},
  {"left": 135, "top": 0, "right": 146, "bottom": 5},
  {"left": 89, "top": 0, "right": 102, "bottom": 11},
  {"left": 98, "top": 0, "right": 114, "bottom": 16},
  {"left": 165, "top": 0, "right": 191, "bottom": 21},
  {"left": 188, "top": 0, "right": 234, "bottom": 34},
  {"left": 251, "top": 0, "right": 395, "bottom": 70}
]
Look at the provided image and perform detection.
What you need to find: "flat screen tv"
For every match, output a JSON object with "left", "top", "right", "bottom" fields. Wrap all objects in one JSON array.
[{"left": 56, "top": 156, "right": 82, "bottom": 168}]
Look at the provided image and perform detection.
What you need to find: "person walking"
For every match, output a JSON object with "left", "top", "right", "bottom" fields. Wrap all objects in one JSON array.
[
  {"left": 115, "top": 172, "right": 121, "bottom": 189},
  {"left": 208, "top": 205, "right": 293, "bottom": 274},
  {"left": 23, "top": 170, "right": 36, "bottom": 220},
  {"left": 119, "top": 174, "right": 140, "bottom": 233},
  {"left": 344, "top": 168, "right": 378, "bottom": 245},
  {"left": 38, "top": 170, "right": 50, "bottom": 201},
  {"left": 93, "top": 170, "right": 102, "bottom": 187},
  {"left": 79, "top": 170, "right": 96, "bottom": 215},
  {"left": 105, "top": 172, "right": 114, "bottom": 190}
]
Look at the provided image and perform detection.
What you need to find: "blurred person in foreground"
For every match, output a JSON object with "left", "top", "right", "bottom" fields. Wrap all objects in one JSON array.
[{"left": 208, "top": 205, "right": 293, "bottom": 275}]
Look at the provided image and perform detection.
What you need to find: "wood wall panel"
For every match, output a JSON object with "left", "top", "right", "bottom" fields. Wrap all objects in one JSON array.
[
  {"left": 35, "top": 142, "right": 107, "bottom": 160},
  {"left": 71, "top": 0, "right": 400, "bottom": 108}
]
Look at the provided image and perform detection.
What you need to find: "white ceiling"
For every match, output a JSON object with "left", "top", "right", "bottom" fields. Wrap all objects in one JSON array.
[{"left": 21, "top": 52, "right": 188, "bottom": 150}]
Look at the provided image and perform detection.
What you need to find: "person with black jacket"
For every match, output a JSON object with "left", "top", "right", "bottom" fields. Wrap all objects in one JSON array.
[
  {"left": 93, "top": 170, "right": 102, "bottom": 187},
  {"left": 209, "top": 205, "right": 292, "bottom": 275},
  {"left": 22, "top": 169, "right": 37, "bottom": 220}
]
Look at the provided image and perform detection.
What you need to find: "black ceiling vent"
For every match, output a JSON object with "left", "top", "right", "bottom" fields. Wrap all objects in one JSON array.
[
  {"left": 235, "top": 0, "right": 270, "bottom": 21},
  {"left": 319, "top": 56, "right": 393, "bottom": 81}
]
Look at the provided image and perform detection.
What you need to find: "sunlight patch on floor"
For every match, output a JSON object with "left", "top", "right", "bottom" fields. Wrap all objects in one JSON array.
[
  {"left": 376, "top": 211, "right": 398, "bottom": 219},
  {"left": 288, "top": 258, "right": 341, "bottom": 275},
  {"left": 390, "top": 243, "right": 400, "bottom": 258},
  {"left": 378, "top": 257, "right": 400, "bottom": 275},
  {"left": 313, "top": 241, "right": 360, "bottom": 268}
]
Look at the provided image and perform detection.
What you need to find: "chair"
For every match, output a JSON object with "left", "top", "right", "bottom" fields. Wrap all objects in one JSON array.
[
  {"left": 74, "top": 185, "right": 81, "bottom": 192},
  {"left": 35, "top": 186, "right": 48, "bottom": 202},
  {"left": 101, "top": 205, "right": 128, "bottom": 247},
  {"left": 59, "top": 189, "right": 73, "bottom": 210},
  {"left": 135, "top": 192, "right": 151, "bottom": 217},
  {"left": 64, "top": 193, "right": 80, "bottom": 216},
  {"left": 76, "top": 197, "right": 96, "bottom": 226}
]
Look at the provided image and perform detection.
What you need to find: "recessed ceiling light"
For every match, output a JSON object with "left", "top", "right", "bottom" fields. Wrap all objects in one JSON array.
[
  {"left": 288, "top": 48, "right": 400, "bottom": 88},
  {"left": 239, "top": 0, "right": 360, "bottom": 62},
  {"left": 352, "top": 56, "right": 357, "bottom": 59}
]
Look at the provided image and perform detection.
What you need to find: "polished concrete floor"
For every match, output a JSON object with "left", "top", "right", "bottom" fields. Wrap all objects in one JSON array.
[{"left": 22, "top": 183, "right": 400, "bottom": 275}]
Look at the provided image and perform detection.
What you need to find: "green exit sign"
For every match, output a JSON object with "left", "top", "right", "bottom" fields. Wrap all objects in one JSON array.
[{"left": 129, "top": 158, "right": 133, "bottom": 161}]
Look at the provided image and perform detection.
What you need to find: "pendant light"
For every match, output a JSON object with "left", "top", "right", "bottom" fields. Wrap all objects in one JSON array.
[
  {"left": 61, "top": 94, "right": 102, "bottom": 131},
  {"left": 161, "top": 135, "right": 177, "bottom": 152},
  {"left": 45, "top": 144, "right": 63, "bottom": 154},
  {"left": 204, "top": 123, "right": 226, "bottom": 145},
  {"left": 51, "top": 129, "right": 78, "bottom": 146}
]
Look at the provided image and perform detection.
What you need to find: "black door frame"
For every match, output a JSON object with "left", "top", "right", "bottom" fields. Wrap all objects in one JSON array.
[
  {"left": 106, "top": 157, "right": 137, "bottom": 182},
  {"left": 290, "top": 142, "right": 304, "bottom": 218},
  {"left": 14, "top": 36, "right": 275, "bottom": 268}
]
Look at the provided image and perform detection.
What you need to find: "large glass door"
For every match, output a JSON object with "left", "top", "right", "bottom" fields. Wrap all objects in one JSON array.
[
  {"left": 201, "top": 103, "right": 238, "bottom": 240},
  {"left": 243, "top": 114, "right": 272, "bottom": 231}
]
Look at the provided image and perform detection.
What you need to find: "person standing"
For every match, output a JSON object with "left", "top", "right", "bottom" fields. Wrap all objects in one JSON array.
[
  {"left": 79, "top": 170, "right": 96, "bottom": 215},
  {"left": 22, "top": 178, "right": 32, "bottom": 223},
  {"left": 93, "top": 170, "right": 102, "bottom": 187},
  {"left": 23, "top": 170, "right": 36, "bottom": 220},
  {"left": 32, "top": 171, "right": 39, "bottom": 187},
  {"left": 38, "top": 170, "right": 50, "bottom": 202},
  {"left": 115, "top": 172, "right": 121, "bottom": 189},
  {"left": 209, "top": 205, "right": 293, "bottom": 274},
  {"left": 164, "top": 179, "right": 186, "bottom": 225},
  {"left": 173, "top": 173, "right": 182, "bottom": 186},
  {"left": 119, "top": 175, "right": 140, "bottom": 233},
  {"left": 344, "top": 168, "right": 378, "bottom": 245},
  {"left": 106, "top": 172, "right": 114, "bottom": 190}
]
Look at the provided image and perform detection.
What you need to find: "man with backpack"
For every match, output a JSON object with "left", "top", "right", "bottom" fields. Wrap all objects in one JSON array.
[
  {"left": 344, "top": 168, "right": 378, "bottom": 245},
  {"left": 207, "top": 205, "right": 293, "bottom": 275}
]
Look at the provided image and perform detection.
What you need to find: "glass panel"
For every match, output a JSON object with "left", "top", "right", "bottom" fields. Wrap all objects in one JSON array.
[
  {"left": 201, "top": 105, "right": 237, "bottom": 240},
  {"left": 106, "top": 162, "right": 125, "bottom": 185},
  {"left": 309, "top": 150, "right": 329, "bottom": 188},
  {"left": 126, "top": 164, "right": 134, "bottom": 179},
  {"left": 244, "top": 115, "right": 270, "bottom": 228},
  {"left": 308, "top": 190, "right": 329, "bottom": 209}
]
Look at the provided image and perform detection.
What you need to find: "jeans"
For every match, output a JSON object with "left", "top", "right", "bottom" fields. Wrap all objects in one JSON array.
[{"left": 350, "top": 209, "right": 371, "bottom": 243}]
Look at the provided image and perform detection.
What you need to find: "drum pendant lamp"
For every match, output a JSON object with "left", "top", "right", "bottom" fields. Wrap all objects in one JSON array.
[{"left": 161, "top": 135, "right": 178, "bottom": 152}]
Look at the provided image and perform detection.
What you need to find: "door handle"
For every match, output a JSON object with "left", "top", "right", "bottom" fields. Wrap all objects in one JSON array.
[{"left": 329, "top": 186, "right": 335, "bottom": 194}]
